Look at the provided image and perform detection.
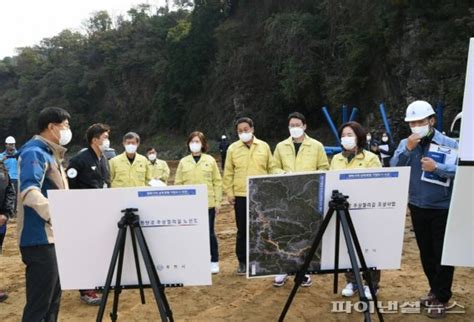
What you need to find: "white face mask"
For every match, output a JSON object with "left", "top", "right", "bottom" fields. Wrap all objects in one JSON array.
[
  {"left": 99, "top": 139, "right": 110, "bottom": 152},
  {"left": 189, "top": 142, "right": 202, "bottom": 153},
  {"left": 125, "top": 144, "right": 137, "bottom": 154},
  {"left": 381, "top": 136, "right": 389, "bottom": 143},
  {"left": 59, "top": 128, "right": 72, "bottom": 146},
  {"left": 410, "top": 125, "right": 430, "bottom": 137},
  {"left": 341, "top": 136, "right": 357, "bottom": 150},
  {"left": 289, "top": 127, "right": 304, "bottom": 139},
  {"left": 148, "top": 153, "right": 157, "bottom": 161},
  {"left": 239, "top": 132, "right": 253, "bottom": 143}
]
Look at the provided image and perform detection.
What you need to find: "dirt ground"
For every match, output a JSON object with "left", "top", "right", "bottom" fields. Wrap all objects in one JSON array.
[{"left": 1, "top": 161, "right": 473, "bottom": 321}]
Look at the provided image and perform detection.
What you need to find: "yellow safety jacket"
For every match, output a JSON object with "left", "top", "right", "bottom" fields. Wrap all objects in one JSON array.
[
  {"left": 273, "top": 135, "right": 329, "bottom": 172},
  {"left": 109, "top": 152, "right": 153, "bottom": 188},
  {"left": 174, "top": 153, "right": 222, "bottom": 208},
  {"left": 150, "top": 159, "right": 170, "bottom": 183},
  {"left": 223, "top": 137, "right": 275, "bottom": 197},
  {"left": 330, "top": 150, "right": 382, "bottom": 170}
]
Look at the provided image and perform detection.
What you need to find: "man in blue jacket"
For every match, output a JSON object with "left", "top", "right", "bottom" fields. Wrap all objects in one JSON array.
[
  {"left": 17, "top": 107, "right": 71, "bottom": 322},
  {"left": 391, "top": 100, "right": 458, "bottom": 319}
]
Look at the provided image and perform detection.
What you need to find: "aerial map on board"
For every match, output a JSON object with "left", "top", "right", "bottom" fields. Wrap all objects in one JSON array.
[{"left": 248, "top": 173, "right": 326, "bottom": 277}]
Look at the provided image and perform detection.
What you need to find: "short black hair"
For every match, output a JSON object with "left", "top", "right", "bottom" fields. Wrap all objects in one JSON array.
[
  {"left": 234, "top": 117, "right": 254, "bottom": 129},
  {"left": 288, "top": 112, "right": 306, "bottom": 125},
  {"left": 146, "top": 147, "right": 156, "bottom": 154},
  {"left": 123, "top": 132, "right": 140, "bottom": 143},
  {"left": 86, "top": 123, "right": 110, "bottom": 145},
  {"left": 38, "top": 107, "right": 71, "bottom": 132}
]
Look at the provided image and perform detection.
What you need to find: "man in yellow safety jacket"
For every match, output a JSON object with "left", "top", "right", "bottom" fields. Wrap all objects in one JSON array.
[
  {"left": 146, "top": 147, "right": 170, "bottom": 184},
  {"left": 223, "top": 117, "right": 275, "bottom": 275},
  {"left": 273, "top": 112, "right": 329, "bottom": 173},
  {"left": 272, "top": 112, "right": 329, "bottom": 287},
  {"left": 109, "top": 132, "right": 153, "bottom": 187}
]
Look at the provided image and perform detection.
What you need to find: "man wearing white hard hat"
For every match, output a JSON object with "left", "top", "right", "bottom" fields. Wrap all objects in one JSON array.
[
  {"left": 218, "top": 134, "right": 229, "bottom": 170},
  {"left": 0, "top": 136, "right": 19, "bottom": 214},
  {"left": 391, "top": 100, "right": 458, "bottom": 319}
]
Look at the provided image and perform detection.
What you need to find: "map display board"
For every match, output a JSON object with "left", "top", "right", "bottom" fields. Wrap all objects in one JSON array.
[
  {"left": 247, "top": 167, "right": 410, "bottom": 278},
  {"left": 247, "top": 173, "right": 325, "bottom": 277}
]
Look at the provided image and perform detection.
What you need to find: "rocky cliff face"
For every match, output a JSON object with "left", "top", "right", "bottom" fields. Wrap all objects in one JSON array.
[{"left": 0, "top": 1, "right": 472, "bottom": 149}]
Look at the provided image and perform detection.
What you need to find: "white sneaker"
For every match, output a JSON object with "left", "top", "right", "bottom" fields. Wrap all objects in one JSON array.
[
  {"left": 341, "top": 283, "right": 358, "bottom": 297},
  {"left": 301, "top": 275, "right": 312, "bottom": 287},
  {"left": 363, "top": 285, "right": 379, "bottom": 300},
  {"left": 273, "top": 274, "right": 289, "bottom": 287},
  {"left": 211, "top": 262, "right": 219, "bottom": 274}
]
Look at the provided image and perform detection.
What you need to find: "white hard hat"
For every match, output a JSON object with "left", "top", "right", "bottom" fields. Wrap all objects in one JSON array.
[
  {"left": 5, "top": 136, "right": 16, "bottom": 144},
  {"left": 404, "top": 100, "right": 435, "bottom": 122},
  {"left": 221, "top": 135, "right": 227, "bottom": 139}
]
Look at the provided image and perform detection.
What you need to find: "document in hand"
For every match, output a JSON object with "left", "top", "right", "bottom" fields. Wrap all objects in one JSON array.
[{"left": 421, "top": 143, "right": 458, "bottom": 187}]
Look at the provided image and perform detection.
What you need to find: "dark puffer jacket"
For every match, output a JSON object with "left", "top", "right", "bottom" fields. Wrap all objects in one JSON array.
[{"left": 0, "top": 162, "right": 15, "bottom": 218}]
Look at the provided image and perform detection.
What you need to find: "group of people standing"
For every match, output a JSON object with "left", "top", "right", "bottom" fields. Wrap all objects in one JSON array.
[
  {"left": 1, "top": 99, "right": 458, "bottom": 320},
  {"left": 188, "top": 102, "right": 456, "bottom": 319},
  {"left": 221, "top": 114, "right": 383, "bottom": 298}
]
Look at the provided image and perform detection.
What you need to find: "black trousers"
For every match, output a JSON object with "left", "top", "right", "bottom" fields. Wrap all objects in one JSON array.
[
  {"left": 11, "top": 179, "right": 18, "bottom": 215},
  {"left": 220, "top": 153, "right": 227, "bottom": 170},
  {"left": 234, "top": 197, "right": 247, "bottom": 263},
  {"left": 409, "top": 204, "right": 454, "bottom": 303},
  {"left": 20, "top": 244, "right": 61, "bottom": 322},
  {"left": 0, "top": 223, "right": 6, "bottom": 250},
  {"left": 209, "top": 208, "right": 219, "bottom": 262}
]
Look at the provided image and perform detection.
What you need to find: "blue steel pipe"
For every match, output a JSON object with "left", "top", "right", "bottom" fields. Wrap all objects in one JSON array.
[
  {"left": 324, "top": 146, "right": 342, "bottom": 156},
  {"left": 436, "top": 102, "right": 444, "bottom": 132},
  {"left": 379, "top": 103, "right": 393, "bottom": 143},
  {"left": 322, "top": 106, "right": 340, "bottom": 144},
  {"left": 349, "top": 107, "right": 358, "bottom": 122},
  {"left": 342, "top": 105, "right": 348, "bottom": 123}
]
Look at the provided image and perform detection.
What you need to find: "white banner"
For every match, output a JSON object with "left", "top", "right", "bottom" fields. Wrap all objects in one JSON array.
[
  {"left": 442, "top": 37, "right": 474, "bottom": 267},
  {"left": 321, "top": 168, "right": 410, "bottom": 270},
  {"left": 48, "top": 185, "right": 212, "bottom": 289},
  {"left": 442, "top": 167, "right": 474, "bottom": 267},
  {"left": 458, "top": 38, "right": 474, "bottom": 162}
]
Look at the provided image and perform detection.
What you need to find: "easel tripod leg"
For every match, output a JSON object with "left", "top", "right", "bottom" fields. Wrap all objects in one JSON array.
[
  {"left": 338, "top": 209, "right": 372, "bottom": 322},
  {"left": 129, "top": 227, "right": 146, "bottom": 304},
  {"left": 334, "top": 214, "right": 341, "bottom": 294},
  {"left": 278, "top": 208, "right": 335, "bottom": 322},
  {"left": 134, "top": 226, "right": 172, "bottom": 322},
  {"left": 344, "top": 210, "right": 384, "bottom": 322},
  {"left": 96, "top": 226, "right": 128, "bottom": 322},
  {"left": 110, "top": 226, "right": 128, "bottom": 322},
  {"left": 138, "top": 226, "right": 174, "bottom": 320}
]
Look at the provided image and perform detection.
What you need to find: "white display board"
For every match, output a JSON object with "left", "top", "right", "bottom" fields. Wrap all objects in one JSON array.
[
  {"left": 458, "top": 38, "right": 474, "bottom": 162},
  {"left": 48, "top": 185, "right": 212, "bottom": 289},
  {"left": 246, "top": 167, "right": 410, "bottom": 277},
  {"left": 442, "top": 167, "right": 474, "bottom": 267},
  {"left": 321, "top": 168, "right": 410, "bottom": 270},
  {"left": 442, "top": 38, "right": 474, "bottom": 267}
]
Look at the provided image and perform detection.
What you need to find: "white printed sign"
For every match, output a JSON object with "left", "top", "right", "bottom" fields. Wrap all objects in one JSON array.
[
  {"left": 442, "top": 38, "right": 474, "bottom": 267},
  {"left": 48, "top": 185, "right": 211, "bottom": 289},
  {"left": 321, "top": 168, "right": 410, "bottom": 270},
  {"left": 458, "top": 38, "right": 474, "bottom": 162}
]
